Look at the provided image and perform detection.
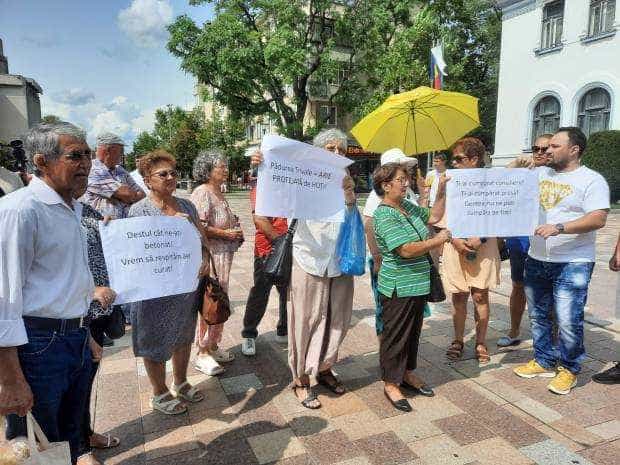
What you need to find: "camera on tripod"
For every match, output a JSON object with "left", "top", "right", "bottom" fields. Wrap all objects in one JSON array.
[{"left": 0, "top": 140, "right": 27, "bottom": 172}]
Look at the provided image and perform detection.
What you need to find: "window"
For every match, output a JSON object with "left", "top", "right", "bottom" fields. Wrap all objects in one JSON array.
[
  {"left": 588, "top": 0, "right": 616, "bottom": 37},
  {"left": 532, "top": 96, "right": 561, "bottom": 142},
  {"left": 541, "top": 1, "right": 564, "bottom": 49},
  {"left": 327, "top": 62, "right": 350, "bottom": 86},
  {"left": 319, "top": 105, "right": 337, "bottom": 126},
  {"left": 578, "top": 88, "right": 611, "bottom": 136}
]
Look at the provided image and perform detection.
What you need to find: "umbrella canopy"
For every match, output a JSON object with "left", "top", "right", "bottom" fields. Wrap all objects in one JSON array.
[{"left": 351, "top": 86, "right": 480, "bottom": 155}]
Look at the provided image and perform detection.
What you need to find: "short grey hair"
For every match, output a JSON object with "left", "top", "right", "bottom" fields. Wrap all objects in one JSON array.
[
  {"left": 24, "top": 122, "right": 86, "bottom": 175},
  {"left": 312, "top": 128, "right": 348, "bottom": 151},
  {"left": 96, "top": 132, "right": 124, "bottom": 147},
  {"left": 192, "top": 149, "right": 227, "bottom": 184}
]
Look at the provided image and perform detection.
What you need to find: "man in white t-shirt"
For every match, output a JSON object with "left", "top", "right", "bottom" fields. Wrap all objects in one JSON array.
[
  {"left": 512, "top": 127, "right": 610, "bottom": 395},
  {"left": 425, "top": 153, "right": 448, "bottom": 207},
  {"left": 363, "top": 148, "right": 424, "bottom": 335}
]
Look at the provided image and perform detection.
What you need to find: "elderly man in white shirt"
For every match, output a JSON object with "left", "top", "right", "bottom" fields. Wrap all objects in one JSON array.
[
  {"left": 251, "top": 129, "right": 356, "bottom": 410},
  {"left": 0, "top": 122, "right": 115, "bottom": 465}
]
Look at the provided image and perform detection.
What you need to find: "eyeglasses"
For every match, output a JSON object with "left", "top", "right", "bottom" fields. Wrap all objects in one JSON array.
[
  {"left": 325, "top": 144, "right": 346, "bottom": 154},
  {"left": 63, "top": 150, "right": 91, "bottom": 163},
  {"left": 151, "top": 169, "right": 178, "bottom": 179},
  {"left": 531, "top": 146, "right": 549, "bottom": 154},
  {"left": 452, "top": 155, "right": 469, "bottom": 163},
  {"left": 391, "top": 177, "right": 409, "bottom": 185}
]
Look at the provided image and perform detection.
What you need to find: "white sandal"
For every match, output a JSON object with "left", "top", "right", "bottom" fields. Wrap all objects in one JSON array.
[
  {"left": 151, "top": 392, "right": 187, "bottom": 415},
  {"left": 171, "top": 381, "right": 204, "bottom": 403}
]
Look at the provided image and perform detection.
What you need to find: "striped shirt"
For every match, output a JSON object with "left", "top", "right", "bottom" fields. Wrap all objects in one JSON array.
[{"left": 373, "top": 200, "right": 431, "bottom": 298}]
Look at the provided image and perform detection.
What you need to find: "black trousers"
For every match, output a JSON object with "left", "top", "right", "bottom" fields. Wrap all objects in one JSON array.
[
  {"left": 242, "top": 256, "right": 288, "bottom": 339},
  {"left": 379, "top": 293, "right": 426, "bottom": 384}
]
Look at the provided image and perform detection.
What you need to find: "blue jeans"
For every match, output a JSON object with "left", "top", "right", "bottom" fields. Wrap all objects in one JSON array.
[
  {"left": 5, "top": 326, "right": 93, "bottom": 464},
  {"left": 524, "top": 257, "right": 594, "bottom": 374}
]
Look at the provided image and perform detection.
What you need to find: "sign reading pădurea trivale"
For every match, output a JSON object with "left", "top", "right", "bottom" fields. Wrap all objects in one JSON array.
[
  {"left": 99, "top": 216, "right": 202, "bottom": 304},
  {"left": 255, "top": 135, "right": 354, "bottom": 221},
  {"left": 446, "top": 168, "right": 539, "bottom": 238}
]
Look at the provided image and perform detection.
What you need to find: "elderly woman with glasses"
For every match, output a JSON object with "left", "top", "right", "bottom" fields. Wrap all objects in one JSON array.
[
  {"left": 442, "top": 137, "right": 501, "bottom": 364},
  {"left": 190, "top": 150, "right": 244, "bottom": 376},
  {"left": 250, "top": 128, "right": 356, "bottom": 409},
  {"left": 372, "top": 163, "right": 450, "bottom": 412},
  {"left": 128, "top": 150, "right": 207, "bottom": 415}
]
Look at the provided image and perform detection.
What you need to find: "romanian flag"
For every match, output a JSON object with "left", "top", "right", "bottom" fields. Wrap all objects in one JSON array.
[{"left": 430, "top": 43, "right": 447, "bottom": 90}]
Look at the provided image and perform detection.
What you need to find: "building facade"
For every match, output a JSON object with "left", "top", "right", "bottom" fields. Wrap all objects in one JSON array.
[
  {"left": 493, "top": 0, "right": 619, "bottom": 165},
  {"left": 0, "top": 39, "right": 42, "bottom": 143}
]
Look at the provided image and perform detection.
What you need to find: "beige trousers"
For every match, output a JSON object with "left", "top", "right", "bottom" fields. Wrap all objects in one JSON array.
[{"left": 288, "top": 259, "right": 354, "bottom": 382}]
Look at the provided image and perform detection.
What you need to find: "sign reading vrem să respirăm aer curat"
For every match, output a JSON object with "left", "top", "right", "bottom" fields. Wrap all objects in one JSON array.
[
  {"left": 255, "top": 135, "right": 353, "bottom": 221},
  {"left": 446, "top": 168, "right": 539, "bottom": 238},
  {"left": 99, "top": 216, "right": 202, "bottom": 304}
]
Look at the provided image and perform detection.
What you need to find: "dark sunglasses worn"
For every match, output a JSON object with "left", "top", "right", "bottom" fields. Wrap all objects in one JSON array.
[{"left": 531, "top": 145, "right": 549, "bottom": 154}]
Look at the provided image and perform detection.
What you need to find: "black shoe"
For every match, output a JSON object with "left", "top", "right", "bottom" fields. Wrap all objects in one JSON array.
[
  {"left": 384, "top": 390, "right": 412, "bottom": 412},
  {"left": 592, "top": 362, "right": 620, "bottom": 384},
  {"left": 401, "top": 381, "right": 435, "bottom": 397},
  {"left": 102, "top": 335, "right": 114, "bottom": 347}
]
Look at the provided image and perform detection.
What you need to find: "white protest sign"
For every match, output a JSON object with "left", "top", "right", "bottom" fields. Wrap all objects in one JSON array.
[
  {"left": 446, "top": 168, "right": 539, "bottom": 238},
  {"left": 255, "top": 135, "right": 353, "bottom": 220},
  {"left": 99, "top": 216, "right": 202, "bottom": 304}
]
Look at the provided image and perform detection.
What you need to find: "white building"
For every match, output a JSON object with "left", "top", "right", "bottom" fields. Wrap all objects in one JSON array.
[
  {"left": 493, "top": 0, "right": 619, "bottom": 165},
  {"left": 0, "top": 39, "right": 42, "bottom": 142}
]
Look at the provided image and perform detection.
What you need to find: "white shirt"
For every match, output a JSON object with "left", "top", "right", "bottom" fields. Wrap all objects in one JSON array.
[
  {"left": 528, "top": 166, "right": 610, "bottom": 263},
  {"left": 363, "top": 187, "right": 418, "bottom": 218},
  {"left": 425, "top": 169, "right": 445, "bottom": 207},
  {"left": 0, "top": 167, "right": 23, "bottom": 196},
  {"left": 130, "top": 169, "right": 149, "bottom": 194},
  {"left": 293, "top": 218, "right": 343, "bottom": 278},
  {"left": 0, "top": 176, "right": 95, "bottom": 346}
]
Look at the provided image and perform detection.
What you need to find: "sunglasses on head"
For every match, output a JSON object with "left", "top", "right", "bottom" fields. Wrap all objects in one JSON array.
[{"left": 531, "top": 145, "right": 549, "bottom": 154}]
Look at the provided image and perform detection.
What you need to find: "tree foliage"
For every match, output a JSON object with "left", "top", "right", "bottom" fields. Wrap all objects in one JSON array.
[
  {"left": 168, "top": 0, "right": 501, "bottom": 147},
  {"left": 582, "top": 130, "right": 620, "bottom": 202}
]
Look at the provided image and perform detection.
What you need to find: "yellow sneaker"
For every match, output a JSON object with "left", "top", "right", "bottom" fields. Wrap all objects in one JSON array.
[
  {"left": 513, "top": 360, "right": 556, "bottom": 379},
  {"left": 547, "top": 367, "right": 577, "bottom": 395}
]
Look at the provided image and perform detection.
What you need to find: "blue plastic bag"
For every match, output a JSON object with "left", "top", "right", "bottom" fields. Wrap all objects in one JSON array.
[{"left": 336, "top": 207, "right": 366, "bottom": 276}]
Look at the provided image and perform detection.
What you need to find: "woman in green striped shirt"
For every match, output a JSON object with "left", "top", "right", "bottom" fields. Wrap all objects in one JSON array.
[{"left": 373, "top": 163, "right": 451, "bottom": 412}]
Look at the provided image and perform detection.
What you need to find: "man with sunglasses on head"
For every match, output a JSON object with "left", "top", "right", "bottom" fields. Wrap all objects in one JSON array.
[
  {"left": 498, "top": 134, "right": 553, "bottom": 348},
  {"left": 81, "top": 132, "right": 144, "bottom": 220},
  {"left": 511, "top": 127, "right": 610, "bottom": 395},
  {"left": 0, "top": 122, "right": 116, "bottom": 464}
]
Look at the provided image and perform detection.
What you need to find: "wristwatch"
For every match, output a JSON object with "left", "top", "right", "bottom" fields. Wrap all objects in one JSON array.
[{"left": 555, "top": 223, "right": 565, "bottom": 234}]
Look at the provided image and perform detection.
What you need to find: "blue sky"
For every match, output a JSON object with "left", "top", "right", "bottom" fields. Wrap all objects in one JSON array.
[{"left": 0, "top": 0, "right": 214, "bottom": 146}]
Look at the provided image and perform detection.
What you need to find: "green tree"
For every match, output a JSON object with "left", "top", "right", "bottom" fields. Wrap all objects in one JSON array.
[
  {"left": 168, "top": 0, "right": 501, "bottom": 146},
  {"left": 126, "top": 131, "right": 162, "bottom": 170},
  {"left": 41, "top": 114, "right": 62, "bottom": 124}
]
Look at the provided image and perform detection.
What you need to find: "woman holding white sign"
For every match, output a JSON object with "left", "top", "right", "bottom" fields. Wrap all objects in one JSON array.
[
  {"left": 128, "top": 150, "right": 207, "bottom": 415},
  {"left": 251, "top": 129, "right": 357, "bottom": 409},
  {"left": 372, "top": 163, "right": 451, "bottom": 412},
  {"left": 191, "top": 150, "right": 244, "bottom": 376},
  {"left": 442, "top": 138, "right": 500, "bottom": 364}
]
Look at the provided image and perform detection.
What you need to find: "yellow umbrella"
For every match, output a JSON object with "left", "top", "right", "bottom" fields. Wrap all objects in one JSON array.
[{"left": 351, "top": 86, "right": 480, "bottom": 155}]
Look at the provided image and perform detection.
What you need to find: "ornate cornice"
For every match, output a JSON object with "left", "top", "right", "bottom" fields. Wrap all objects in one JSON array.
[{"left": 498, "top": 0, "right": 538, "bottom": 21}]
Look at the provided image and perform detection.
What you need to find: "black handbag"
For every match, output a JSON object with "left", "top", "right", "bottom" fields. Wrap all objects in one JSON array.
[
  {"left": 104, "top": 306, "right": 126, "bottom": 339},
  {"left": 264, "top": 219, "right": 298, "bottom": 286}
]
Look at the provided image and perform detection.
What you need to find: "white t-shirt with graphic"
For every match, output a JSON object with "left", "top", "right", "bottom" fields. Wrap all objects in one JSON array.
[
  {"left": 528, "top": 166, "right": 610, "bottom": 263},
  {"left": 363, "top": 187, "right": 418, "bottom": 217}
]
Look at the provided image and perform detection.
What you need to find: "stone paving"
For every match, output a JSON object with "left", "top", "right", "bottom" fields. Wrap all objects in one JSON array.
[{"left": 3, "top": 193, "right": 620, "bottom": 465}]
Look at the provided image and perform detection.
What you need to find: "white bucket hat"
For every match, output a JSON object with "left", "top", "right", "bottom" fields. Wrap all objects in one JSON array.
[{"left": 380, "top": 148, "right": 418, "bottom": 166}]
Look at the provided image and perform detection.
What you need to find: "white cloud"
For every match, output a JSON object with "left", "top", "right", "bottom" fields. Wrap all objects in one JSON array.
[
  {"left": 52, "top": 88, "right": 96, "bottom": 106},
  {"left": 111, "top": 95, "right": 128, "bottom": 106},
  {"left": 118, "top": 0, "right": 174, "bottom": 48},
  {"left": 131, "top": 108, "right": 157, "bottom": 135}
]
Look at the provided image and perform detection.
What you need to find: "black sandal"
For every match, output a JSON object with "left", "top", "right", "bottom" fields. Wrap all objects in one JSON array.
[
  {"left": 317, "top": 370, "right": 346, "bottom": 395},
  {"left": 292, "top": 384, "right": 321, "bottom": 409}
]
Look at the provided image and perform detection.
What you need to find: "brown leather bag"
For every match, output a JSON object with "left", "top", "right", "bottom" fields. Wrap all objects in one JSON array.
[{"left": 196, "top": 251, "right": 231, "bottom": 325}]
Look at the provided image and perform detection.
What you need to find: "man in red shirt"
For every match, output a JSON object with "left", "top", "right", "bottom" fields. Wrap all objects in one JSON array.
[{"left": 241, "top": 186, "right": 289, "bottom": 356}]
